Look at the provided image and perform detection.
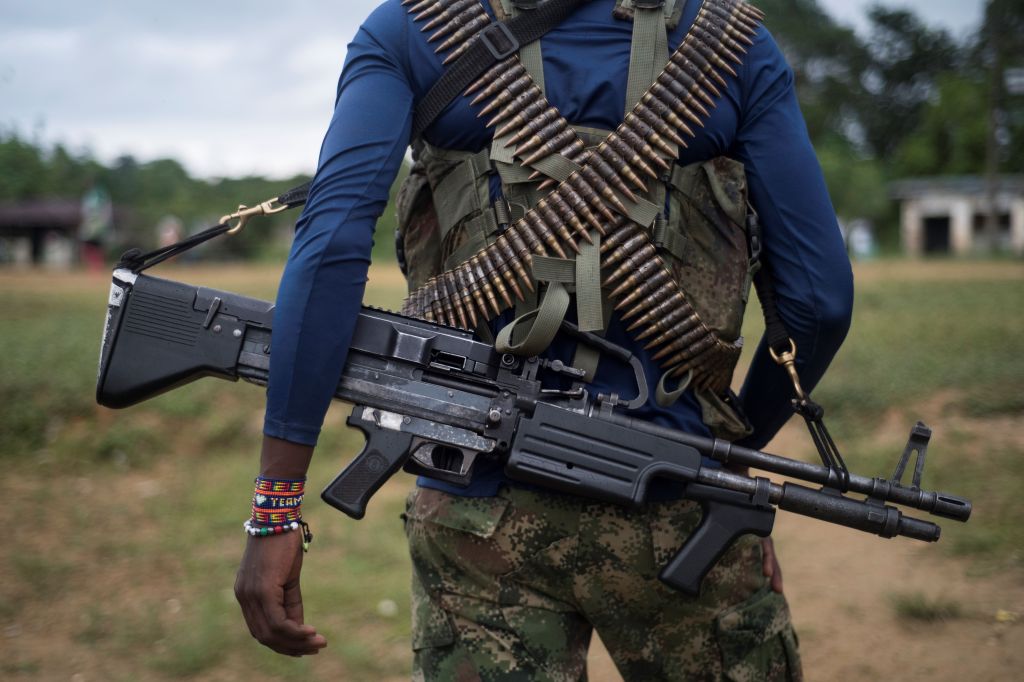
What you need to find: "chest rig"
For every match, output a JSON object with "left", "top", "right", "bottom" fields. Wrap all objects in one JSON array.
[{"left": 395, "top": 0, "right": 763, "bottom": 439}]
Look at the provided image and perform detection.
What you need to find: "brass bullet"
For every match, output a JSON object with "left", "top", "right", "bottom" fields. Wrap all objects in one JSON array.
[
  {"left": 592, "top": 146, "right": 641, "bottom": 201},
  {"left": 513, "top": 217, "right": 547, "bottom": 259},
  {"left": 618, "top": 280, "right": 675, "bottom": 322},
  {"left": 681, "top": 37, "right": 737, "bottom": 81},
  {"left": 691, "top": 25, "right": 742, "bottom": 65},
  {"left": 580, "top": 166, "right": 627, "bottom": 219},
  {"left": 478, "top": 76, "right": 534, "bottom": 117},
  {"left": 549, "top": 193, "right": 592, "bottom": 244},
  {"left": 453, "top": 265, "right": 478, "bottom": 328},
  {"left": 659, "top": 333, "right": 718, "bottom": 369},
  {"left": 605, "top": 243, "right": 656, "bottom": 286},
  {"left": 632, "top": 105, "right": 691, "bottom": 147},
  {"left": 656, "top": 71, "right": 712, "bottom": 119},
  {"left": 515, "top": 119, "right": 569, "bottom": 158},
  {"left": 465, "top": 58, "right": 519, "bottom": 97},
  {"left": 640, "top": 94, "right": 697, "bottom": 137},
  {"left": 669, "top": 49, "right": 723, "bottom": 97},
  {"left": 664, "top": 61, "right": 716, "bottom": 108},
  {"left": 436, "top": 14, "right": 491, "bottom": 54},
  {"left": 628, "top": 293, "right": 690, "bottom": 334},
  {"left": 406, "top": 0, "right": 443, "bottom": 13},
  {"left": 436, "top": 275, "right": 456, "bottom": 327},
  {"left": 610, "top": 129, "right": 667, "bottom": 174},
  {"left": 653, "top": 326, "right": 715, "bottom": 364},
  {"left": 696, "top": 12, "right": 754, "bottom": 50},
  {"left": 611, "top": 263, "right": 670, "bottom": 304},
  {"left": 640, "top": 311, "right": 702, "bottom": 348},
  {"left": 420, "top": 0, "right": 475, "bottom": 30},
  {"left": 505, "top": 107, "right": 561, "bottom": 146},
  {"left": 599, "top": 220, "right": 640, "bottom": 254},
  {"left": 519, "top": 127, "right": 575, "bottom": 166},
  {"left": 526, "top": 212, "right": 568, "bottom": 259},
  {"left": 646, "top": 86, "right": 704, "bottom": 129},
  {"left": 559, "top": 185, "right": 606, "bottom": 233},
  {"left": 504, "top": 230, "right": 537, "bottom": 291},
  {"left": 471, "top": 255, "right": 503, "bottom": 317},
  {"left": 494, "top": 101, "right": 551, "bottom": 138},
  {"left": 602, "top": 233, "right": 646, "bottom": 270},
  {"left": 479, "top": 249, "right": 513, "bottom": 309},
  {"left": 535, "top": 198, "right": 578, "bottom": 252},
  {"left": 444, "top": 271, "right": 469, "bottom": 329},
  {"left": 492, "top": 237, "right": 527, "bottom": 299},
  {"left": 484, "top": 86, "right": 544, "bottom": 126},
  {"left": 460, "top": 264, "right": 484, "bottom": 327},
  {"left": 427, "top": 5, "right": 484, "bottom": 42},
  {"left": 622, "top": 112, "right": 681, "bottom": 157},
  {"left": 470, "top": 62, "right": 528, "bottom": 105}
]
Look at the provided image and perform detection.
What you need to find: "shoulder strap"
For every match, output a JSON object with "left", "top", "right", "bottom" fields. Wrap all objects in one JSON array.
[{"left": 413, "top": 0, "right": 593, "bottom": 139}]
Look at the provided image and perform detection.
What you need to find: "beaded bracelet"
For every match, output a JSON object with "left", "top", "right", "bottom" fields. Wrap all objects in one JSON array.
[
  {"left": 251, "top": 476, "right": 305, "bottom": 524},
  {"left": 247, "top": 476, "right": 313, "bottom": 550},
  {"left": 243, "top": 519, "right": 313, "bottom": 551}
]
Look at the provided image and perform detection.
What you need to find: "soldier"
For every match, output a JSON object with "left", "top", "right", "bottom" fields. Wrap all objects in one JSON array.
[{"left": 235, "top": 1, "right": 853, "bottom": 679}]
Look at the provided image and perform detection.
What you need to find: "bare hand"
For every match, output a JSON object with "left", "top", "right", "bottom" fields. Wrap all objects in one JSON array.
[
  {"left": 235, "top": 531, "right": 327, "bottom": 656},
  {"left": 761, "top": 536, "right": 784, "bottom": 594}
]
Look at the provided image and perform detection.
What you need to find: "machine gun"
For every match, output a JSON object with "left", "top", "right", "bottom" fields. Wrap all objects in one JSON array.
[{"left": 96, "top": 269, "right": 972, "bottom": 595}]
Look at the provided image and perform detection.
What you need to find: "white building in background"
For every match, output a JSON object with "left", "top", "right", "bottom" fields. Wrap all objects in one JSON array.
[{"left": 890, "top": 176, "right": 1024, "bottom": 256}]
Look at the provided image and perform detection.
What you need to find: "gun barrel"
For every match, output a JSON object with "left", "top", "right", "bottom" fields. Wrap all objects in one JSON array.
[
  {"left": 602, "top": 411, "right": 971, "bottom": 522},
  {"left": 698, "top": 468, "right": 941, "bottom": 542}
]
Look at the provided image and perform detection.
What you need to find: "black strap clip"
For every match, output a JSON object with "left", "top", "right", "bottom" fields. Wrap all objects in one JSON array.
[
  {"left": 479, "top": 22, "right": 520, "bottom": 61},
  {"left": 634, "top": 0, "right": 666, "bottom": 8}
]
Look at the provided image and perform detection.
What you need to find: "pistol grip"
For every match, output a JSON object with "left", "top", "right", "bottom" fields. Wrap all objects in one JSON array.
[
  {"left": 320, "top": 409, "right": 414, "bottom": 520},
  {"left": 659, "top": 485, "right": 775, "bottom": 596}
]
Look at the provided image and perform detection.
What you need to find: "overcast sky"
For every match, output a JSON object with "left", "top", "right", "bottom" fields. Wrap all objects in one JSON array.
[{"left": 0, "top": 0, "right": 985, "bottom": 179}]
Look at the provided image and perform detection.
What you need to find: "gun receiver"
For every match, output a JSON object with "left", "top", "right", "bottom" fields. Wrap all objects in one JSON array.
[{"left": 97, "top": 271, "right": 973, "bottom": 595}]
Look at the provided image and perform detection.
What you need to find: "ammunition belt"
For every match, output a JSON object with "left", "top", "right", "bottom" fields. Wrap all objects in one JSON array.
[{"left": 399, "top": 0, "right": 763, "bottom": 394}]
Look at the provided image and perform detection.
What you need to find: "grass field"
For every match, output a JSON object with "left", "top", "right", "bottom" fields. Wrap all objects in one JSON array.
[{"left": 0, "top": 259, "right": 1021, "bottom": 680}]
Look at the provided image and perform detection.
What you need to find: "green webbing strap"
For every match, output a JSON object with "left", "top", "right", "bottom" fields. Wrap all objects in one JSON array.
[
  {"left": 655, "top": 368, "right": 693, "bottom": 407},
  {"left": 651, "top": 214, "right": 688, "bottom": 262},
  {"left": 624, "top": 2, "right": 669, "bottom": 117},
  {"left": 515, "top": 24, "right": 547, "bottom": 92},
  {"left": 495, "top": 256, "right": 575, "bottom": 356},
  {"left": 574, "top": 231, "right": 604, "bottom": 331},
  {"left": 490, "top": 132, "right": 517, "bottom": 165},
  {"left": 530, "top": 152, "right": 581, "bottom": 183}
]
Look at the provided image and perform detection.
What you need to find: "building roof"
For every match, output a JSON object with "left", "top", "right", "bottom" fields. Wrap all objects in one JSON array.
[
  {"left": 890, "top": 175, "right": 1024, "bottom": 200},
  {"left": 0, "top": 200, "right": 81, "bottom": 231}
]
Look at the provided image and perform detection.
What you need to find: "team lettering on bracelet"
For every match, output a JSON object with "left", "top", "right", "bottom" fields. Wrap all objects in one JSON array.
[{"left": 246, "top": 476, "right": 313, "bottom": 550}]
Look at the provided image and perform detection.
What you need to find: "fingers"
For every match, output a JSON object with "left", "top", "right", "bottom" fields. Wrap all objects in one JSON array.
[
  {"left": 760, "top": 536, "right": 784, "bottom": 594},
  {"left": 257, "top": 586, "right": 326, "bottom": 656},
  {"left": 235, "top": 535, "right": 328, "bottom": 656}
]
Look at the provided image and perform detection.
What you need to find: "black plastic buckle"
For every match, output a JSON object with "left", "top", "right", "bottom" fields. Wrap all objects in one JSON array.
[
  {"left": 479, "top": 22, "right": 520, "bottom": 61},
  {"left": 634, "top": 0, "right": 665, "bottom": 9}
]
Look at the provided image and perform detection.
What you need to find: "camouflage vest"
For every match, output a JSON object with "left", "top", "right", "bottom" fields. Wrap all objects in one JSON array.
[{"left": 395, "top": 0, "right": 762, "bottom": 440}]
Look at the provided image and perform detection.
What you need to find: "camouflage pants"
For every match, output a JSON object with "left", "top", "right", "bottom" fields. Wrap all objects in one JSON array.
[{"left": 404, "top": 485, "right": 801, "bottom": 682}]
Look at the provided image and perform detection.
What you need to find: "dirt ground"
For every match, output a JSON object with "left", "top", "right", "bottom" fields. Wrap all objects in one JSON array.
[
  {"left": 2, "top": 261, "right": 1020, "bottom": 680},
  {"left": 586, "top": 411, "right": 1024, "bottom": 682}
]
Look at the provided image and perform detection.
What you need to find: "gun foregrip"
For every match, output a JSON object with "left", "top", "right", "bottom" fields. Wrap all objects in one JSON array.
[
  {"left": 321, "top": 417, "right": 414, "bottom": 520},
  {"left": 659, "top": 485, "right": 776, "bottom": 596}
]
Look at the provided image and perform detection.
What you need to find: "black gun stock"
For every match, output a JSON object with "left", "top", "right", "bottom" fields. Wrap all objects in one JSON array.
[{"left": 97, "top": 271, "right": 973, "bottom": 596}]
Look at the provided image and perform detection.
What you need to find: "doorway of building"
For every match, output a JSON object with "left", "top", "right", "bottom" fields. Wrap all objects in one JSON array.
[{"left": 923, "top": 216, "right": 951, "bottom": 253}]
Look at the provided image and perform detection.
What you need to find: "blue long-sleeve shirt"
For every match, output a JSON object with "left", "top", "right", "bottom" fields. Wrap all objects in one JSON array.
[{"left": 264, "top": 0, "right": 854, "bottom": 488}]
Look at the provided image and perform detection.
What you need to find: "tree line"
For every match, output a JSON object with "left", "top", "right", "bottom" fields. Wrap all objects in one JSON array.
[{"left": 1, "top": 0, "right": 1020, "bottom": 258}]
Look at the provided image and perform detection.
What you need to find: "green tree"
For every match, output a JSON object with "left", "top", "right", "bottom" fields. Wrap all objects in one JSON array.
[{"left": 895, "top": 74, "right": 989, "bottom": 177}]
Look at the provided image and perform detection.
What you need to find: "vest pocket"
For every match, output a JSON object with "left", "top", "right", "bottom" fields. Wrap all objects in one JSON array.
[{"left": 664, "top": 157, "right": 751, "bottom": 343}]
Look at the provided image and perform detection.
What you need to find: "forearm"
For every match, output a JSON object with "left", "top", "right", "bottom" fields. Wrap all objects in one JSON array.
[{"left": 259, "top": 435, "right": 314, "bottom": 480}]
